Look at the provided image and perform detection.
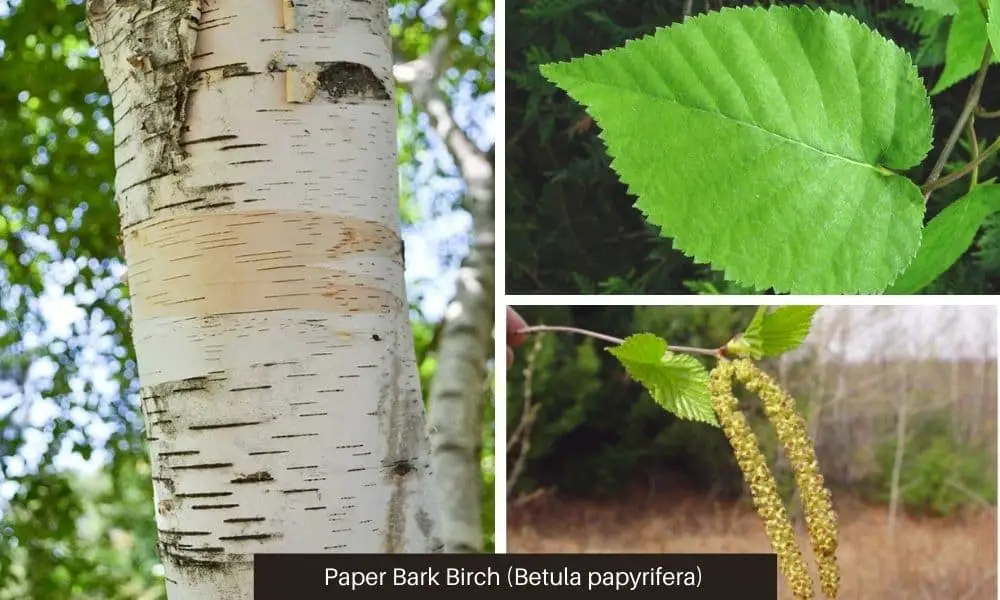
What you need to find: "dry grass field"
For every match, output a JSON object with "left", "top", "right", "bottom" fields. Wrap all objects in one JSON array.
[{"left": 508, "top": 487, "right": 997, "bottom": 600}]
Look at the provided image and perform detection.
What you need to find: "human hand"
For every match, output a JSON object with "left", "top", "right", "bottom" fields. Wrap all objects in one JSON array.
[{"left": 506, "top": 307, "right": 528, "bottom": 367}]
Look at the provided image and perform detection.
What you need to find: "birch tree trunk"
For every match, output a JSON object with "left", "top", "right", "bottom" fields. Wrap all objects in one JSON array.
[
  {"left": 395, "top": 27, "right": 495, "bottom": 553},
  {"left": 85, "top": 1, "right": 442, "bottom": 597}
]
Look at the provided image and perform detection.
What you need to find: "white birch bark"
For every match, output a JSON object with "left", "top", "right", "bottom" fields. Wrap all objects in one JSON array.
[
  {"left": 85, "top": 1, "right": 442, "bottom": 597},
  {"left": 396, "top": 31, "right": 495, "bottom": 553}
]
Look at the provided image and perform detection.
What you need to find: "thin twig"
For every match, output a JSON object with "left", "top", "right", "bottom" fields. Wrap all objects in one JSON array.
[
  {"left": 976, "top": 106, "right": 1000, "bottom": 119},
  {"left": 921, "top": 136, "right": 1000, "bottom": 194},
  {"left": 506, "top": 333, "right": 543, "bottom": 497},
  {"left": 923, "top": 49, "right": 992, "bottom": 201},
  {"left": 515, "top": 325, "right": 721, "bottom": 357},
  {"left": 517, "top": 325, "right": 623, "bottom": 345},
  {"left": 967, "top": 116, "right": 979, "bottom": 191}
]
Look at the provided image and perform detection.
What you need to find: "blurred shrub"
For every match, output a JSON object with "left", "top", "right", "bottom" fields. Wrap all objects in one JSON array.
[{"left": 872, "top": 412, "right": 996, "bottom": 516}]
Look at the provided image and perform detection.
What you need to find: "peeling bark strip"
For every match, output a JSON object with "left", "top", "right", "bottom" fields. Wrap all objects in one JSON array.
[
  {"left": 87, "top": 1, "right": 442, "bottom": 598},
  {"left": 123, "top": 211, "right": 404, "bottom": 320},
  {"left": 87, "top": 0, "right": 199, "bottom": 187}
]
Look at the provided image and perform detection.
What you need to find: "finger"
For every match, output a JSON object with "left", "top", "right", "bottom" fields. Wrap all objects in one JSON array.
[
  {"left": 506, "top": 307, "right": 528, "bottom": 347},
  {"left": 506, "top": 346, "right": 514, "bottom": 367}
]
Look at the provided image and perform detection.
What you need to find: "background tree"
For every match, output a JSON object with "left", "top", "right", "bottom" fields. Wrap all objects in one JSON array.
[
  {"left": 0, "top": 0, "right": 494, "bottom": 596},
  {"left": 395, "top": 0, "right": 496, "bottom": 553},
  {"left": 505, "top": 0, "right": 1000, "bottom": 294}
]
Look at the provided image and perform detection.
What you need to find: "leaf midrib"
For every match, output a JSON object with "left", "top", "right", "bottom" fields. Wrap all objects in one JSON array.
[{"left": 577, "top": 77, "right": 898, "bottom": 176}]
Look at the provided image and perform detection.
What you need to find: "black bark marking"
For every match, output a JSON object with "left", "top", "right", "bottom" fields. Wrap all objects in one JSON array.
[
  {"left": 217, "top": 533, "right": 277, "bottom": 541},
  {"left": 194, "top": 200, "right": 238, "bottom": 211},
  {"left": 156, "top": 541, "right": 234, "bottom": 570},
  {"left": 271, "top": 433, "right": 318, "bottom": 439},
  {"left": 416, "top": 507, "right": 435, "bottom": 541},
  {"left": 221, "top": 63, "right": 254, "bottom": 77},
  {"left": 146, "top": 376, "right": 210, "bottom": 396},
  {"left": 172, "top": 462, "right": 233, "bottom": 470},
  {"left": 175, "top": 492, "right": 233, "bottom": 499},
  {"left": 158, "top": 196, "right": 209, "bottom": 210},
  {"left": 188, "top": 420, "right": 263, "bottom": 430},
  {"left": 230, "top": 471, "right": 273, "bottom": 484},
  {"left": 181, "top": 134, "right": 238, "bottom": 147},
  {"left": 190, "top": 181, "right": 245, "bottom": 193},
  {"left": 316, "top": 62, "right": 389, "bottom": 102},
  {"left": 229, "top": 159, "right": 271, "bottom": 165},
  {"left": 229, "top": 385, "right": 272, "bottom": 392},
  {"left": 221, "top": 143, "right": 266, "bottom": 151},
  {"left": 389, "top": 459, "right": 414, "bottom": 477}
]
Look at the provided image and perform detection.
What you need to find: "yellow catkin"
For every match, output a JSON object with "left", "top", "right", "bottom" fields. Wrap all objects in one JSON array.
[
  {"left": 733, "top": 358, "right": 840, "bottom": 599},
  {"left": 709, "top": 360, "right": 814, "bottom": 600}
]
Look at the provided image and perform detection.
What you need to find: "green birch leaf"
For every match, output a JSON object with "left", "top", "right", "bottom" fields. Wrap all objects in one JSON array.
[
  {"left": 727, "top": 306, "right": 768, "bottom": 359},
  {"left": 886, "top": 184, "right": 1000, "bottom": 294},
  {"left": 931, "top": 0, "right": 993, "bottom": 94},
  {"left": 541, "top": 6, "right": 932, "bottom": 294},
  {"left": 757, "top": 306, "right": 820, "bottom": 356},
  {"left": 607, "top": 333, "right": 717, "bottom": 426},
  {"left": 731, "top": 306, "right": 820, "bottom": 358},
  {"left": 904, "top": 0, "right": 960, "bottom": 15}
]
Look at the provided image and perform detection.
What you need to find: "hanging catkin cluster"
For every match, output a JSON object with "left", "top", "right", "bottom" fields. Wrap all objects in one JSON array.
[
  {"left": 734, "top": 358, "right": 840, "bottom": 598},
  {"left": 709, "top": 358, "right": 840, "bottom": 600}
]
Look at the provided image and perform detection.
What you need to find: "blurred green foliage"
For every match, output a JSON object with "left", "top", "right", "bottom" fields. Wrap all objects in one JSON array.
[
  {"left": 507, "top": 306, "right": 757, "bottom": 496},
  {"left": 505, "top": 0, "right": 1000, "bottom": 294}
]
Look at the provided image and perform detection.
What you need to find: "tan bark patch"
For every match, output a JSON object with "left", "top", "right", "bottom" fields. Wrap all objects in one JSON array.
[{"left": 124, "top": 210, "right": 404, "bottom": 319}]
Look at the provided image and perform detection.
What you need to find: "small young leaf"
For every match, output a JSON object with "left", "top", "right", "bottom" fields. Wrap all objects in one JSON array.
[
  {"left": 904, "top": 0, "right": 960, "bottom": 15},
  {"left": 737, "top": 306, "right": 821, "bottom": 358},
  {"left": 541, "top": 6, "right": 931, "bottom": 294},
  {"left": 607, "top": 333, "right": 718, "bottom": 426},
  {"left": 886, "top": 184, "right": 1000, "bottom": 294},
  {"left": 932, "top": 0, "right": 994, "bottom": 94},
  {"left": 726, "top": 306, "right": 768, "bottom": 359}
]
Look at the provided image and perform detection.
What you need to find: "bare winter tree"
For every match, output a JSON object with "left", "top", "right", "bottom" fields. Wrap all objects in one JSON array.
[{"left": 86, "top": 0, "right": 442, "bottom": 597}]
